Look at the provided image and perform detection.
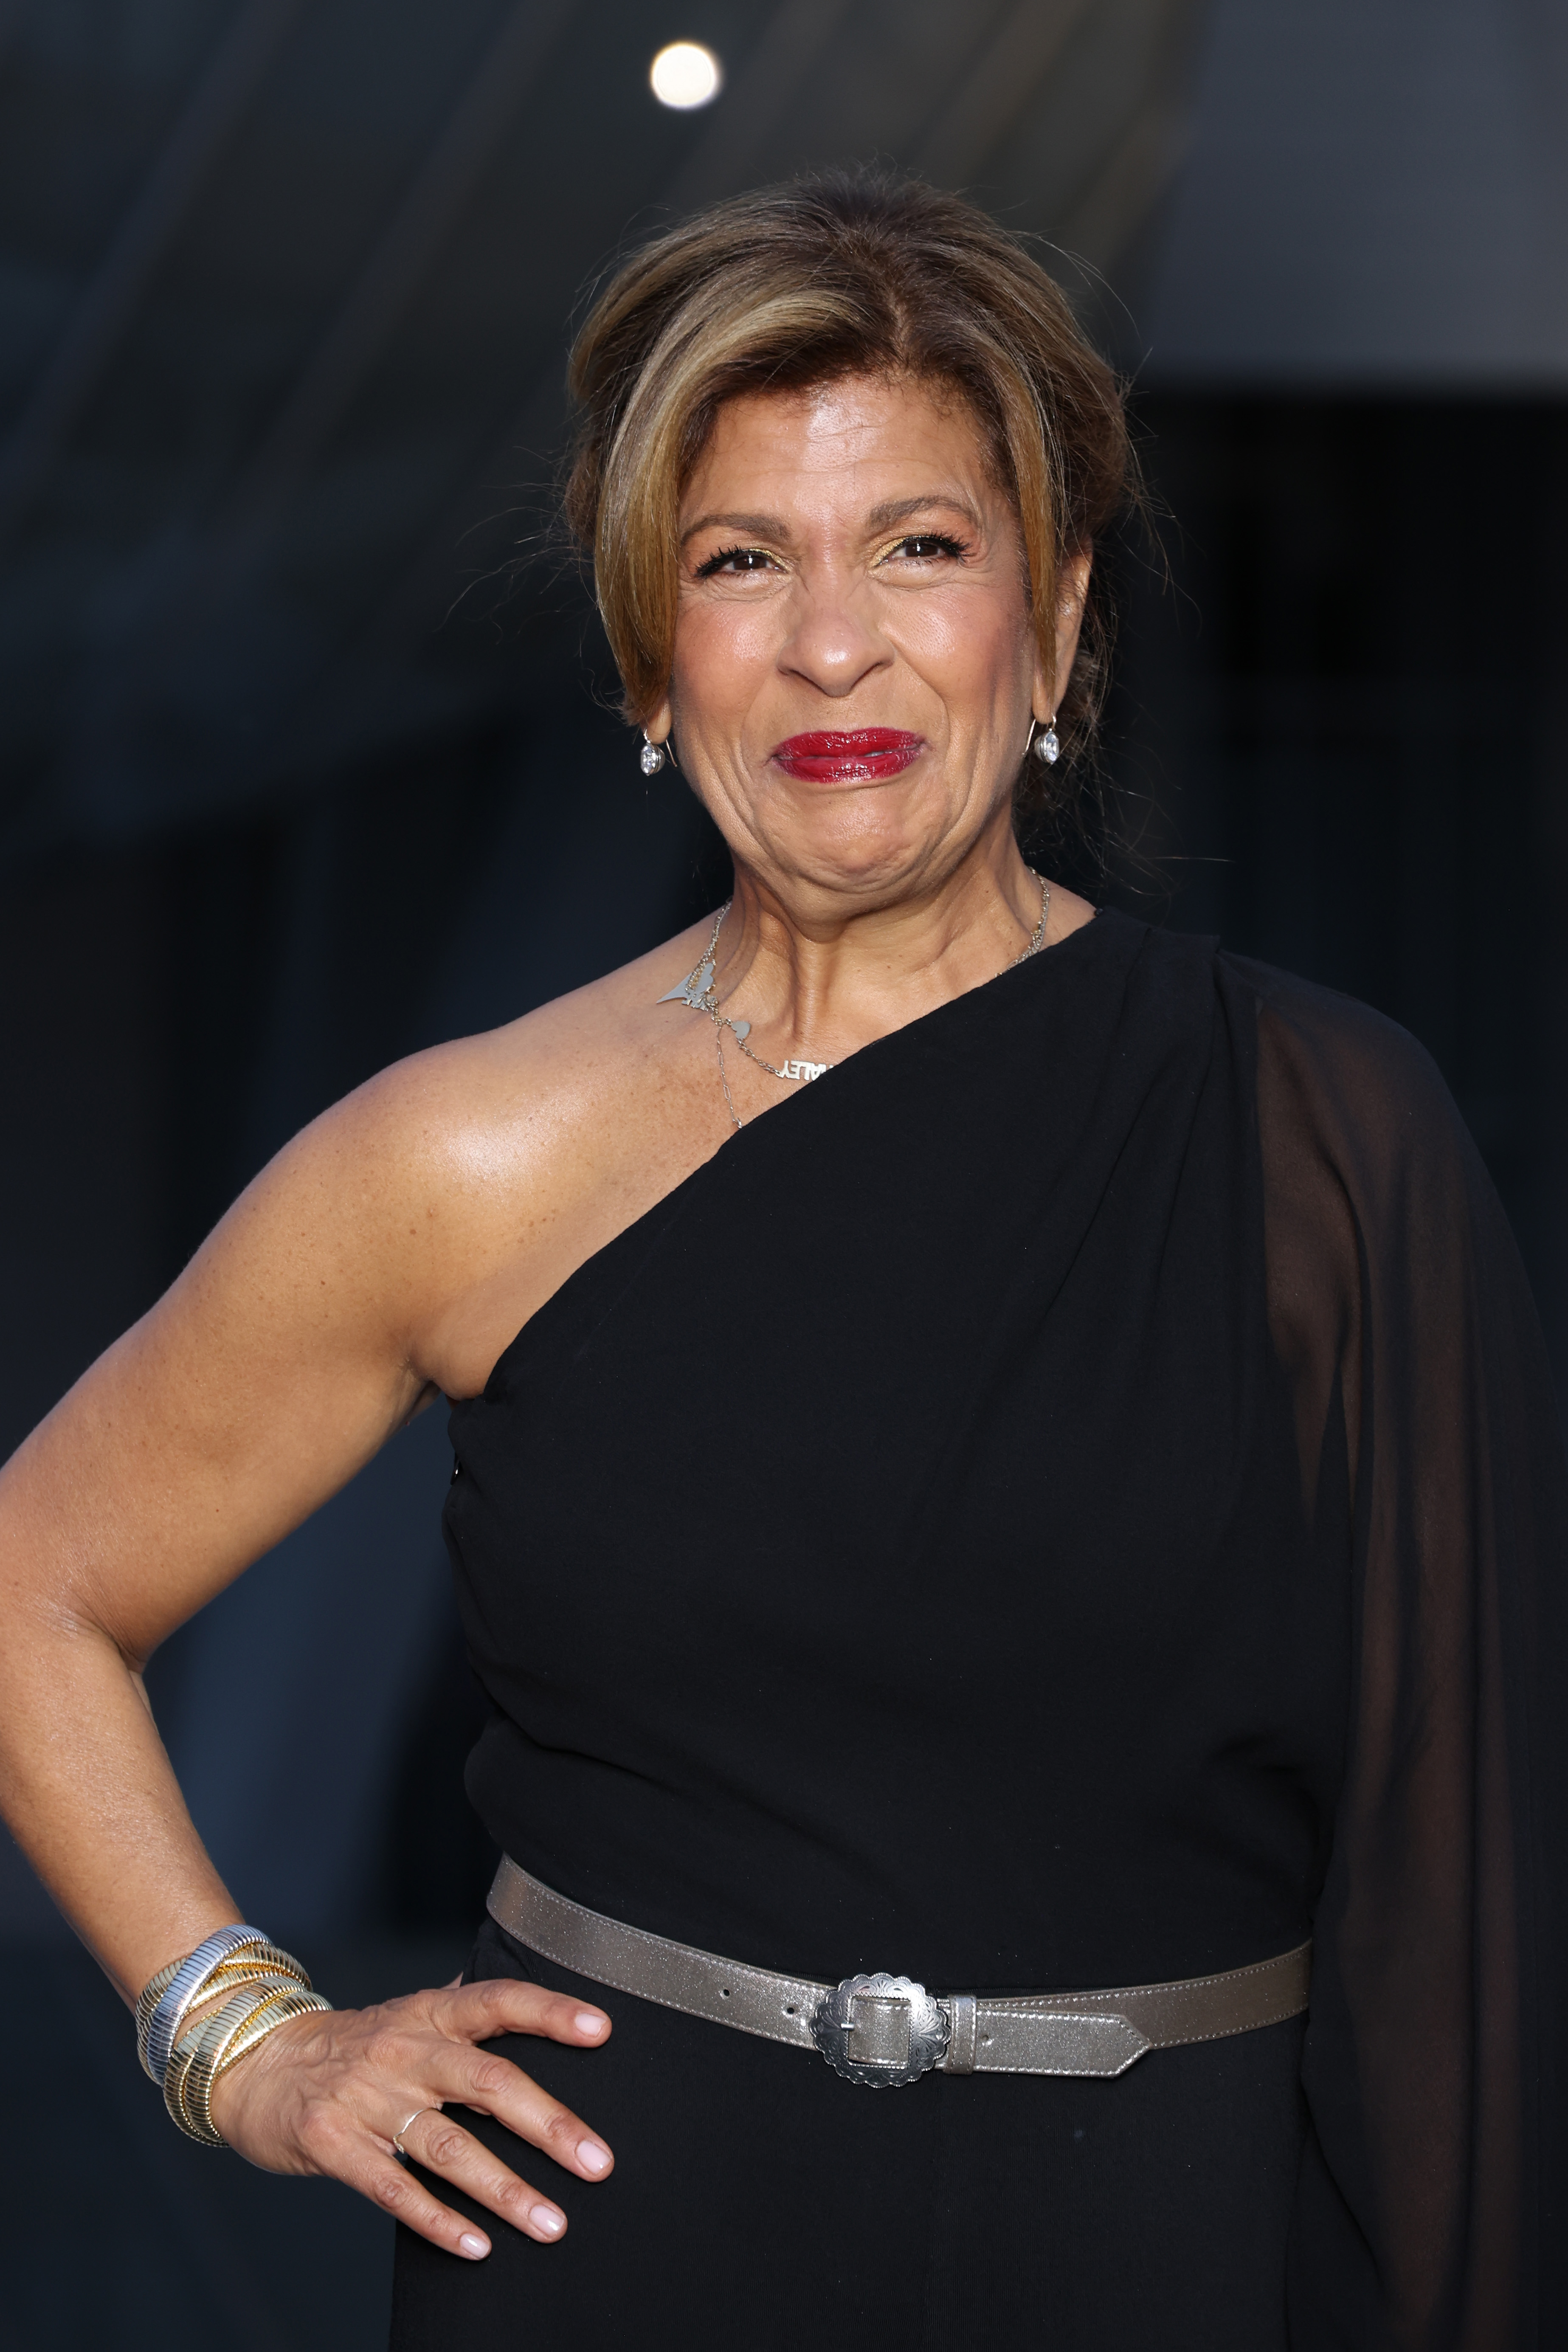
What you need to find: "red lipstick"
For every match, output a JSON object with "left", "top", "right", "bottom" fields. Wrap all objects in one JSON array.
[{"left": 772, "top": 728, "right": 924, "bottom": 783}]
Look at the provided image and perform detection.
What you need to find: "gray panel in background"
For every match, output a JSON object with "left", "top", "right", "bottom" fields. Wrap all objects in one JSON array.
[{"left": 1142, "top": 0, "right": 1568, "bottom": 383}]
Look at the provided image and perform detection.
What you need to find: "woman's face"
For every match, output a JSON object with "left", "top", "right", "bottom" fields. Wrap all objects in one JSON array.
[{"left": 659, "top": 373, "right": 1084, "bottom": 904}]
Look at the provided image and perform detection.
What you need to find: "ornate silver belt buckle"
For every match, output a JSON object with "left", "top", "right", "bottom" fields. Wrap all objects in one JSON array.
[{"left": 811, "top": 1972, "right": 950, "bottom": 2087}]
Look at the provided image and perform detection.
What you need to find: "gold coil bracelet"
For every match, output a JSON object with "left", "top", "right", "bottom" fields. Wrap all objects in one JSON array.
[{"left": 135, "top": 1925, "right": 331, "bottom": 2147}]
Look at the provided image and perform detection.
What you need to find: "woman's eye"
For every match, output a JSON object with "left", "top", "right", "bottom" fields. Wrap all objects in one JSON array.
[
  {"left": 884, "top": 533, "right": 968, "bottom": 564},
  {"left": 695, "top": 545, "right": 777, "bottom": 578}
]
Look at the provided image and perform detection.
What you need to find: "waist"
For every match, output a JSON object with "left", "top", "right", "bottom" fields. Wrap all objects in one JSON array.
[{"left": 488, "top": 1855, "right": 1312, "bottom": 2087}]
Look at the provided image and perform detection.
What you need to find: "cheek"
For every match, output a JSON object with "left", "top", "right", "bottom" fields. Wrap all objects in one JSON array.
[
  {"left": 672, "top": 598, "right": 780, "bottom": 713},
  {"left": 896, "top": 589, "right": 1033, "bottom": 710}
]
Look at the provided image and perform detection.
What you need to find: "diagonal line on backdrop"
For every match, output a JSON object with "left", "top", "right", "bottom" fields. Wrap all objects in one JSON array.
[
  {"left": 658, "top": 0, "right": 861, "bottom": 214},
  {"left": 58, "top": 0, "right": 582, "bottom": 777},
  {"left": 1020, "top": 0, "right": 1211, "bottom": 282},
  {"left": 200, "top": 0, "right": 579, "bottom": 600},
  {"left": 1053, "top": 82, "right": 1197, "bottom": 285},
  {"left": 0, "top": 0, "right": 307, "bottom": 546},
  {"left": 910, "top": 0, "right": 1099, "bottom": 191}
]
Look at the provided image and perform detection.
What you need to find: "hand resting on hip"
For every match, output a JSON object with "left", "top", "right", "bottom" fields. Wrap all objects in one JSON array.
[{"left": 207, "top": 1974, "right": 614, "bottom": 2257}]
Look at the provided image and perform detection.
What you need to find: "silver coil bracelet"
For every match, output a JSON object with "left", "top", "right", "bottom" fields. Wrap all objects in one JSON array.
[{"left": 134, "top": 1925, "right": 332, "bottom": 2146}]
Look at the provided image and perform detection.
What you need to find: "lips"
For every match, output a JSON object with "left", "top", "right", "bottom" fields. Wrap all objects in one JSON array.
[{"left": 771, "top": 728, "right": 924, "bottom": 783}]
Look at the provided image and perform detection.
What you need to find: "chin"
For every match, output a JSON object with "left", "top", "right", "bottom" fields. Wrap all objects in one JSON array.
[
  {"left": 773, "top": 786, "right": 987, "bottom": 893},
  {"left": 775, "top": 820, "right": 952, "bottom": 899}
]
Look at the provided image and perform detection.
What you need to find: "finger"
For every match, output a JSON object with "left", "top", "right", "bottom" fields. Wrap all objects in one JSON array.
[
  {"left": 351, "top": 2139, "right": 564, "bottom": 2255},
  {"left": 425, "top": 2042, "right": 614, "bottom": 2182},
  {"left": 436, "top": 1975, "right": 611, "bottom": 2050},
  {"left": 400, "top": 2109, "right": 571, "bottom": 2243}
]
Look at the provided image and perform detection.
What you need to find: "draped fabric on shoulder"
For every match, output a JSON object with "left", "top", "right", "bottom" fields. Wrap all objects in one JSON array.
[
  {"left": 411, "top": 913, "right": 1566, "bottom": 2352},
  {"left": 1243, "top": 961, "right": 1568, "bottom": 2348}
]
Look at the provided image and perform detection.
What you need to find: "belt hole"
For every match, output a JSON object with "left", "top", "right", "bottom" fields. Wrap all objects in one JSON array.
[
  {"left": 720, "top": 1987, "right": 731, "bottom": 1999},
  {"left": 783, "top": 2003, "right": 797, "bottom": 2015}
]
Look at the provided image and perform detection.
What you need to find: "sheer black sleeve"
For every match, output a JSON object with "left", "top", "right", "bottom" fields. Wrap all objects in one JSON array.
[{"left": 1233, "top": 956, "right": 1568, "bottom": 2349}]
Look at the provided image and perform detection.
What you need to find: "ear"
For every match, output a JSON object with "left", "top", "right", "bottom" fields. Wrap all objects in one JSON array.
[
  {"left": 1034, "top": 550, "right": 1092, "bottom": 719},
  {"left": 645, "top": 695, "right": 674, "bottom": 745}
]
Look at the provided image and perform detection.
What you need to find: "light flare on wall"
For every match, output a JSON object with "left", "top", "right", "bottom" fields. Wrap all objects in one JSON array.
[{"left": 650, "top": 41, "right": 722, "bottom": 110}]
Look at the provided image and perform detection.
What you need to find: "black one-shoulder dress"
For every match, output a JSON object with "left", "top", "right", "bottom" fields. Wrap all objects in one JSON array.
[{"left": 391, "top": 910, "right": 1567, "bottom": 2350}]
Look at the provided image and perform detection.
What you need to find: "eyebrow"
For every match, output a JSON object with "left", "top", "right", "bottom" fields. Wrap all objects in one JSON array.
[
  {"left": 680, "top": 510, "right": 786, "bottom": 546},
  {"left": 864, "top": 494, "right": 982, "bottom": 531},
  {"left": 679, "top": 493, "right": 983, "bottom": 547}
]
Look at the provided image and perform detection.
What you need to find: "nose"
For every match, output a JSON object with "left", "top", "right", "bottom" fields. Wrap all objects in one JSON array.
[{"left": 778, "top": 575, "right": 892, "bottom": 700}]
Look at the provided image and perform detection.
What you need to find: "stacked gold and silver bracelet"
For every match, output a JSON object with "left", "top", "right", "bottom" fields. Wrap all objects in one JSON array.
[{"left": 135, "top": 1924, "right": 332, "bottom": 2146}]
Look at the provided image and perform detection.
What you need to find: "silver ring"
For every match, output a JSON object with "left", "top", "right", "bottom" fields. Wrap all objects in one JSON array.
[{"left": 392, "top": 2103, "right": 443, "bottom": 2162}]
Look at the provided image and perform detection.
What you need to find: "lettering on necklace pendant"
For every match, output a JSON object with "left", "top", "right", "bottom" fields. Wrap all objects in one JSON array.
[
  {"left": 656, "top": 874, "right": 1046, "bottom": 1133},
  {"left": 653, "top": 903, "right": 844, "bottom": 1114}
]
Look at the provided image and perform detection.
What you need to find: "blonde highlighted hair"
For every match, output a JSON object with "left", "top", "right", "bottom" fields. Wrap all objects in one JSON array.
[{"left": 564, "top": 170, "right": 1133, "bottom": 814}]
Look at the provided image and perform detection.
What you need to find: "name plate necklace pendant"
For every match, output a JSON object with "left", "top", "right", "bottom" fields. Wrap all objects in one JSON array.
[
  {"left": 656, "top": 901, "right": 834, "bottom": 1130},
  {"left": 656, "top": 876, "right": 1050, "bottom": 1132}
]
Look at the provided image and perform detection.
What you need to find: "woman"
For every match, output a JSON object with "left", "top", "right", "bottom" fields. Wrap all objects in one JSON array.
[{"left": 0, "top": 172, "right": 1562, "bottom": 2349}]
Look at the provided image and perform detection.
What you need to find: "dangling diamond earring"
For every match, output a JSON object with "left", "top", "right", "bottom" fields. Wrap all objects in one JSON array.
[
  {"left": 640, "top": 732, "right": 666, "bottom": 776},
  {"left": 1031, "top": 717, "right": 1061, "bottom": 766}
]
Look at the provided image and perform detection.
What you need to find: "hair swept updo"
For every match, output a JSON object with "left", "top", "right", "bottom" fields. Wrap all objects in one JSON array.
[{"left": 563, "top": 169, "right": 1134, "bottom": 821}]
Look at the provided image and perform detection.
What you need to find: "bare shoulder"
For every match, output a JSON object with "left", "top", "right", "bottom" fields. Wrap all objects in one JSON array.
[
  {"left": 337, "top": 910, "right": 722, "bottom": 1181},
  {"left": 327, "top": 916, "right": 707, "bottom": 1134},
  {"left": 0, "top": 920, "right": 725, "bottom": 1648},
  {"left": 245, "top": 912, "right": 731, "bottom": 1398}
]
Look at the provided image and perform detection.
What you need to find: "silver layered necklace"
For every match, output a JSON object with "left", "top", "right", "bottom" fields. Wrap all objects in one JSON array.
[{"left": 657, "top": 874, "right": 1052, "bottom": 1131}]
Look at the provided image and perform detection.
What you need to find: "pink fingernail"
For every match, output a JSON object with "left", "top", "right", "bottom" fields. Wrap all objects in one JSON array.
[
  {"left": 532, "top": 2205, "right": 564, "bottom": 2236},
  {"left": 575, "top": 2011, "right": 606, "bottom": 2035},
  {"left": 577, "top": 2140, "right": 610, "bottom": 2175},
  {"left": 459, "top": 2232, "right": 490, "bottom": 2259}
]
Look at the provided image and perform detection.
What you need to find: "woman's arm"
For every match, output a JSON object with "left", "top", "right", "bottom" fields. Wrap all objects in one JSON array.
[
  {"left": 0, "top": 1056, "right": 451, "bottom": 1989},
  {"left": 0, "top": 1041, "right": 619, "bottom": 2253},
  {"left": 1244, "top": 963, "right": 1568, "bottom": 2345}
]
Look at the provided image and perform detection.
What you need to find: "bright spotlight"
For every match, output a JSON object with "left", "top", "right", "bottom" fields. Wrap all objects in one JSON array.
[{"left": 650, "top": 41, "right": 722, "bottom": 110}]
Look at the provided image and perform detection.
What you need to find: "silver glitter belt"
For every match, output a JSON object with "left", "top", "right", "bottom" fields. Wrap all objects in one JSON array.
[{"left": 487, "top": 1856, "right": 1312, "bottom": 2089}]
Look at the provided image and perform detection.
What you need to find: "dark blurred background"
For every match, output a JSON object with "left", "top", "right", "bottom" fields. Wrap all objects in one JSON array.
[{"left": 2, "top": 1, "right": 1565, "bottom": 2343}]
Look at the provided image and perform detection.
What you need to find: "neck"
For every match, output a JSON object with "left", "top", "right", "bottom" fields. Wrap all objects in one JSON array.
[{"left": 711, "top": 815, "right": 1064, "bottom": 1061}]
